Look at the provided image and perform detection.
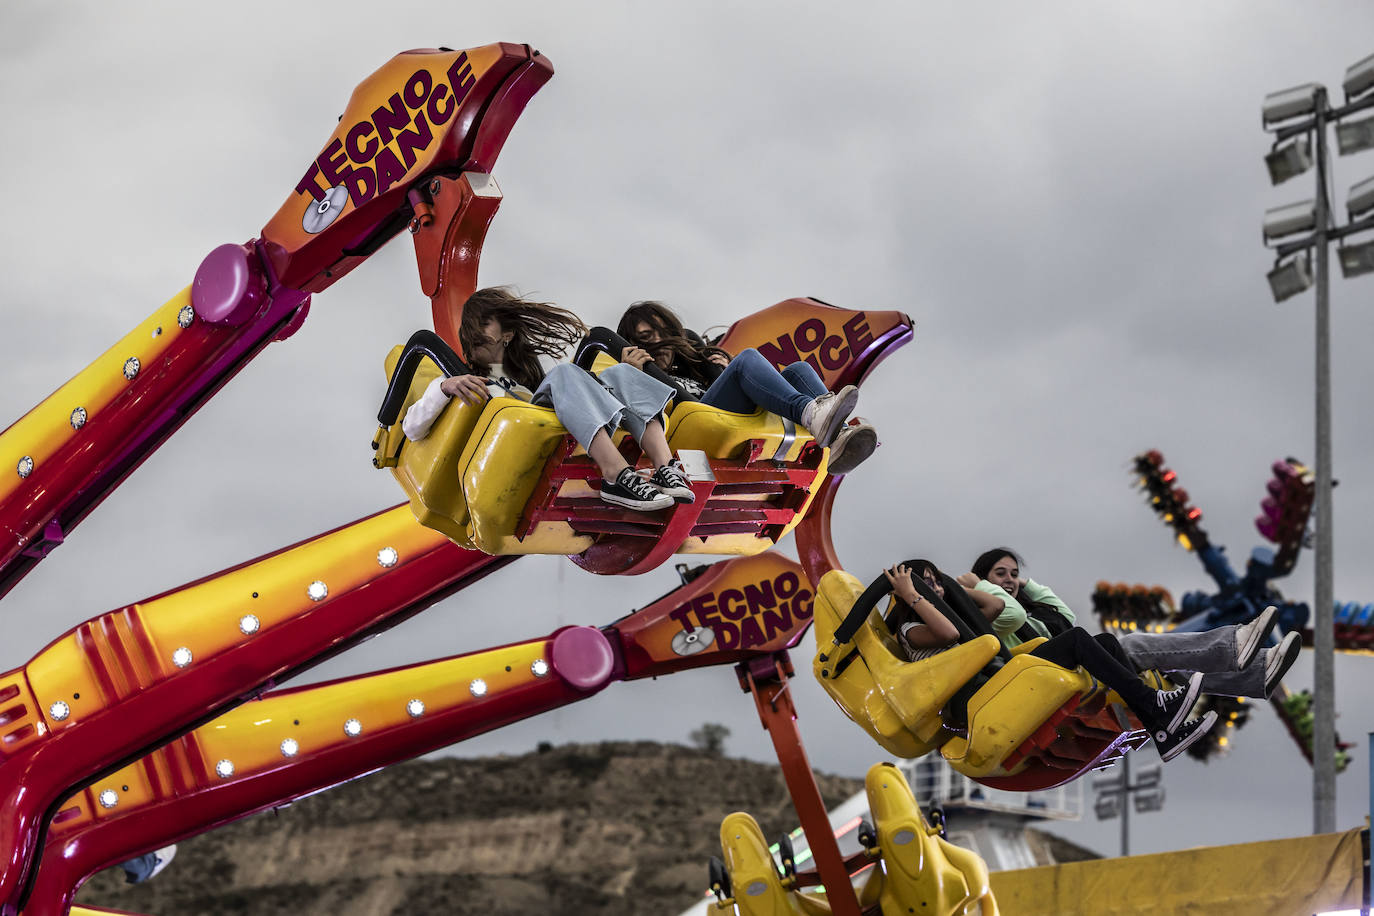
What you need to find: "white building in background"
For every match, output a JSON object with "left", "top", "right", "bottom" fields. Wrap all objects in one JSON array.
[{"left": 678, "top": 756, "right": 1094, "bottom": 915}]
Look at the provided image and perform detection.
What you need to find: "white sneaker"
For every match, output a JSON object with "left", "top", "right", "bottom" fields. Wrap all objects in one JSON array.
[
  {"left": 1264, "top": 631, "right": 1302, "bottom": 696},
  {"left": 1234, "top": 605, "right": 1278, "bottom": 670},
  {"left": 801, "top": 386, "right": 859, "bottom": 447},
  {"left": 148, "top": 845, "right": 177, "bottom": 881},
  {"left": 825, "top": 421, "right": 877, "bottom": 475}
]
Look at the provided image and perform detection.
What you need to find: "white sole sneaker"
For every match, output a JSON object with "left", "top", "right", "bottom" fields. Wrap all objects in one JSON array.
[
  {"left": 1264, "top": 631, "right": 1302, "bottom": 696},
  {"left": 1235, "top": 605, "right": 1278, "bottom": 670}
]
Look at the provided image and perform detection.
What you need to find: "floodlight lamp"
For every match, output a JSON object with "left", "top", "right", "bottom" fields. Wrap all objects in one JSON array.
[
  {"left": 1262, "top": 83, "right": 1325, "bottom": 126},
  {"left": 1336, "top": 116, "right": 1374, "bottom": 156},
  {"left": 1347, "top": 174, "right": 1374, "bottom": 219},
  {"left": 1338, "top": 237, "right": 1374, "bottom": 278},
  {"left": 1265, "top": 138, "right": 1312, "bottom": 184},
  {"left": 1343, "top": 51, "right": 1374, "bottom": 102},
  {"left": 1268, "top": 254, "right": 1313, "bottom": 302},
  {"left": 1262, "top": 199, "right": 1317, "bottom": 240}
]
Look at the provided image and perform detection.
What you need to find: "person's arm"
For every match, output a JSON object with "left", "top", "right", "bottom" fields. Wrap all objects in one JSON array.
[
  {"left": 964, "top": 585, "right": 1006, "bottom": 623},
  {"left": 1020, "top": 578, "right": 1076, "bottom": 626},
  {"left": 884, "top": 565, "right": 959, "bottom": 651},
  {"left": 973, "top": 579, "right": 1028, "bottom": 638},
  {"left": 401, "top": 375, "right": 489, "bottom": 441}
]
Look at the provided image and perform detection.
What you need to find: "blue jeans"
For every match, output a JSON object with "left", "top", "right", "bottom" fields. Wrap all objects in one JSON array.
[{"left": 701, "top": 348, "right": 825, "bottom": 423}]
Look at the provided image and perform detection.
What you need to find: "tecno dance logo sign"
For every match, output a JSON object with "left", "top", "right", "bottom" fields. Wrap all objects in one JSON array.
[
  {"left": 667, "top": 571, "right": 814, "bottom": 654},
  {"left": 294, "top": 53, "right": 477, "bottom": 232}
]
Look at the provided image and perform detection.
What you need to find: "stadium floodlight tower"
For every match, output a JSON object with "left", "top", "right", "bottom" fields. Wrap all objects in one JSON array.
[{"left": 1260, "top": 51, "right": 1374, "bottom": 836}]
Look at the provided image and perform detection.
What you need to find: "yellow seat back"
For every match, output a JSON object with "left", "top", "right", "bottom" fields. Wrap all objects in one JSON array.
[
  {"left": 940, "top": 655, "right": 1096, "bottom": 778},
  {"left": 378, "top": 346, "right": 487, "bottom": 546},
  {"left": 864, "top": 762, "right": 998, "bottom": 916},
  {"left": 719, "top": 812, "right": 799, "bottom": 916},
  {"left": 455, "top": 398, "right": 595, "bottom": 556},
  {"left": 811, "top": 572, "right": 1000, "bottom": 758}
]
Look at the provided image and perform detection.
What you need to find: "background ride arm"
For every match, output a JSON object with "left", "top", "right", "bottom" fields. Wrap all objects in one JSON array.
[{"left": 0, "top": 43, "right": 553, "bottom": 601}]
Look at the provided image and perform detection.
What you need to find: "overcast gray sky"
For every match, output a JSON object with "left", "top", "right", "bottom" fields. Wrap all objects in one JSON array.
[{"left": 2, "top": 1, "right": 1373, "bottom": 864}]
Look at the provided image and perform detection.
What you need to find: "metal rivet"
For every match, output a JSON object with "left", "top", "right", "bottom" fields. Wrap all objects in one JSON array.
[
  {"left": 531, "top": 659, "right": 549, "bottom": 678},
  {"left": 377, "top": 547, "right": 398, "bottom": 568},
  {"left": 171, "top": 647, "right": 193, "bottom": 668},
  {"left": 343, "top": 718, "right": 362, "bottom": 738},
  {"left": 70, "top": 407, "right": 87, "bottom": 429},
  {"left": 280, "top": 738, "right": 299, "bottom": 758},
  {"left": 49, "top": 701, "right": 70, "bottom": 721},
  {"left": 239, "top": 614, "right": 260, "bottom": 635},
  {"left": 17, "top": 456, "right": 33, "bottom": 479},
  {"left": 307, "top": 580, "right": 328, "bottom": 602},
  {"left": 151, "top": 327, "right": 162, "bottom": 337},
  {"left": 406, "top": 698, "right": 425, "bottom": 718},
  {"left": 178, "top": 305, "right": 195, "bottom": 328},
  {"left": 469, "top": 678, "right": 488, "bottom": 697},
  {"left": 123, "top": 357, "right": 140, "bottom": 380},
  {"left": 98, "top": 789, "right": 119, "bottom": 809},
  {"left": 215, "top": 759, "right": 235, "bottom": 778}
]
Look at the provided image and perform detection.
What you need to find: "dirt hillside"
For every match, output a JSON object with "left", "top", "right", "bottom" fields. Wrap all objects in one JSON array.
[{"left": 74, "top": 741, "right": 862, "bottom": 916}]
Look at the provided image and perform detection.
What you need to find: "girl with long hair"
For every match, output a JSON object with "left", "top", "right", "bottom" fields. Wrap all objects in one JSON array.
[
  {"left": 403, "top": 287, "right": 693, "bottom": 512},
  {"left": 882, "top": 559, "right": 1217, "bottom": 762},
  {"left": 615, "top": 301, "right": 878, "bottom": 475}
]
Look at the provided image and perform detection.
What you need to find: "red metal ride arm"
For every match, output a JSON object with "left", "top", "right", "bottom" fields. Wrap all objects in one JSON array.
[
  {"left": 24, "top": 552, "right": 821, "bottom": 915},
  {"left": 0, "top": 43, "right": 552, "bottom": 600}
]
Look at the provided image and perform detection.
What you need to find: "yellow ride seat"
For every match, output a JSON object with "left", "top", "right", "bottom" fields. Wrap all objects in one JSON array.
[
  {"left": 863, "top": 762, "right": 998, "bottom": 916},
  {"left": 375, "top": 338, "right": 828, "bottom": 559},
  {"left": 811, "top": 570, "right": 1000, "bottom": 759}
]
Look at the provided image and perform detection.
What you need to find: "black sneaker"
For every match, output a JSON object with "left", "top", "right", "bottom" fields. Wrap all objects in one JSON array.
[
  {"left": 1154, "top": 710, "right": 1219, "bottom": 762},
  {"left": 649, "top": 459, "right": 695, "bottom": 503},
  {"left": 601, "top": 467, "right": 674, "bottom": 511},
  {"left": 1153, "top": 670, "right": 1204, "bottom": 734}
]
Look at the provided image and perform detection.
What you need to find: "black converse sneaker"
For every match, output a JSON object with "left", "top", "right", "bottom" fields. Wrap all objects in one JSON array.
[
  {"left": 1154, "top": 710, "right": 1219, "bottom": 763},
  {"left": 1153, "top": 670, "right": 1205, "bottom": 734},
  {"left": 649, "top": 459, "right": 695, "bottom": 503},
  {"left": 600, "top": 467, "right": 674, "bottom": 511}
]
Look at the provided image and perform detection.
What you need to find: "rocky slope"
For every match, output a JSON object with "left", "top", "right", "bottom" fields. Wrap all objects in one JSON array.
[{"left": 74, "top": 742, "right": 862, "bottom": 916}]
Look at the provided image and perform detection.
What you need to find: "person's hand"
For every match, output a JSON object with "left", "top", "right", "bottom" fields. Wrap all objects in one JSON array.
[
  {"left": 620, "top": 346, "right": 653, "bottom": 369},
  {"left": 883, "top": 564, "right": 920, "bottom": 606},
  {"left": 707, "top": 351, "right": 731, "bottom": 368},
  {"left": 955, "top": 572, "right": 979, "bottom": 588},
  {"left": 439, "top": 374, "right": 491, "bottom": 406}
]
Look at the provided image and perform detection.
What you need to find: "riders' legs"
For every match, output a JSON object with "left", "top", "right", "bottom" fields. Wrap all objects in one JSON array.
[{"left": 586, "top": 429, "right": 631, "bottom": 480}]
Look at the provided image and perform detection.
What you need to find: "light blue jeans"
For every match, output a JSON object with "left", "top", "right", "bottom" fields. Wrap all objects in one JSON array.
[
  {"left": 1119, "top": 626, "right": 1269, "bottom": 697},
  {"left": 532, "top": 362, "right": 673, "bottom": 449}
]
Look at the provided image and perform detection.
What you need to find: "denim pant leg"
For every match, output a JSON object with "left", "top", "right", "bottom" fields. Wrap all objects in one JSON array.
[
  {"left": 1118, "top": 626, "right": 1268, "bottom": 696},
  {"left": 532, "top": 363, "right": 625, "bottom": 450},
  {"left": 596, "top": 363, "right": 675, "bottom": 441},
  {"left": 780, "top": 361, "right": 829, "bottom": 398},
  {"left": 702, "top": 348, "right": 814, "bottom": 422}
]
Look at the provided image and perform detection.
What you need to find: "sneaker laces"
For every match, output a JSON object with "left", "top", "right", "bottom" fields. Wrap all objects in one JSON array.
[
  {"left": 1156, "top": 682, "right": 1188, "bottom": 708},
  {"left": 618, "top": 468, "right": 663, "bottom": 500}
]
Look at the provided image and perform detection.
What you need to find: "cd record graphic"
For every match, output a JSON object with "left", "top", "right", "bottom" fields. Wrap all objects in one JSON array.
[
  {"left": 302, "top": 185, "right": 349, "bottom": 234},
  {"left": 671, "top": 625, "right": 715, "bottom": 657}
]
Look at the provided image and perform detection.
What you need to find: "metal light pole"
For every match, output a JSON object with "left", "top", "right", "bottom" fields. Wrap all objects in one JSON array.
[
  {"left": 1310, "top": 86, "right": 1337, "bottom": 837},
  {"left": 1263, "top": 62, "right": 1374, "bottom": 833}
]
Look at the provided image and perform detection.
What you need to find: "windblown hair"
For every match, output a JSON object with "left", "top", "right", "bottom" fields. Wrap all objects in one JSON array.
[
  {"left": 459, "top": 287, "right": 587, "bottom": 390},
  {"left": 616, "top": 300, "right": 731, "bottom": 383}
]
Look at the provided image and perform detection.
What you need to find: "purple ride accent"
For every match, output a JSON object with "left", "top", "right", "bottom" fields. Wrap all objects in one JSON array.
[
  {"left": 192, "top": 243, "right": 268, "bottom": 326},
  {"left": 549, "top": 626, "right": 616, "bottom": 690}
]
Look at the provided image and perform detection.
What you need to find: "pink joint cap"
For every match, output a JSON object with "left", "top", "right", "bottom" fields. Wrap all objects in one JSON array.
[
  {"left": 550, "top": 626, "right": 615, "bottom": 691},
  {"left": 192, "top": 243, "right": 267, "bottom": 326}
]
